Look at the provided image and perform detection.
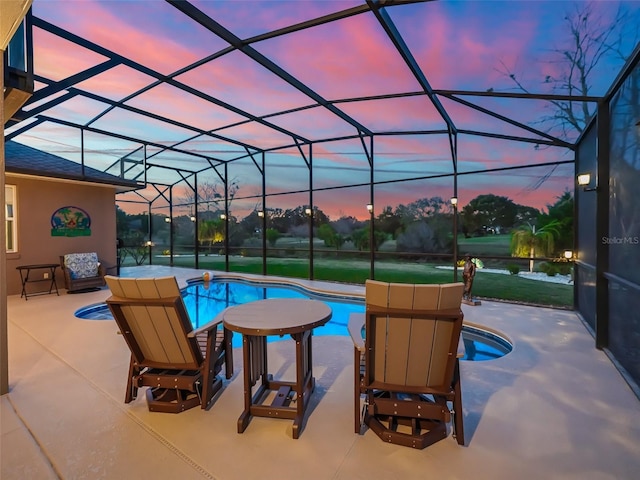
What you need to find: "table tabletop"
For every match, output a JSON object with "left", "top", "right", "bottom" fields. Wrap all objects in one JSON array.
[
  {"left": 223, "top": 298, "right": 332, "bottom": 336},
  {"left": 16, "top": 263, "right": 59, "bottom": 270}
]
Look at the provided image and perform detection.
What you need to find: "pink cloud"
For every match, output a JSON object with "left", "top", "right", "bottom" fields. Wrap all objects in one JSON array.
[
  {"left": 256, "top": 12, "right": 422, "bottom": 100},
  {"left": 34, "top": 0, "right": 224, "bottom": 74},
  {"left": 176, "top": 50, "right": 314, "bottom": 118},
  {"left": 32, "top": 28, "right": 108, "bottom": 81}
]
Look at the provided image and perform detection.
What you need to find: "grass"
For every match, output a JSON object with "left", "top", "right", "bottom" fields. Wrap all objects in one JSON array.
[
  {"left": 458, "top": 234, "right": 512, "bottom": 257},
  {"left": 144, "top": 255, "right": 572, "bottom": 308}
]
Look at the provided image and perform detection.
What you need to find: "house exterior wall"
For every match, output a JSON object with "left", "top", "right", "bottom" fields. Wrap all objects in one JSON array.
[{"left": 5, "top": 175, "right": 117, "bottom": 296}]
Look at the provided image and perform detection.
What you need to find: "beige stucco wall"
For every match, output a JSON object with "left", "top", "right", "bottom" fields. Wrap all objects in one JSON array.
[
  {"left": 5, "top": 175, "right": 117, "bottom": 296},
  {"left": 1, "top": 1, "right": 32, "bottom": 50}
]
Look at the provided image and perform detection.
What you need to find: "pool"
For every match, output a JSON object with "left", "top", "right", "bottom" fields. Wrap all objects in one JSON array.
[{"left": 76, "top": 278, "right": 512, "bottom": 361}]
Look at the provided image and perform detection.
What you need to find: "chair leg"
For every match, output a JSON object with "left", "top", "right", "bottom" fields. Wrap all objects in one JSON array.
[
  {"left": 201, "top": 330, "right": 217, "bottom": 409},
  {"left": 125, "top": 356, "right": 139, "bottom": 404},
  {"left": 452, "top": 359, "right": 465, "bottom": 445},
  {"left": 354, "top": 347, "right": 362, "bottom": 434}
]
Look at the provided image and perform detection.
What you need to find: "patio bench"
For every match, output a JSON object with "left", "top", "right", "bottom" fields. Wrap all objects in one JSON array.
[{"left": 60, "top": 252, "right": 106, "bottom": 293}]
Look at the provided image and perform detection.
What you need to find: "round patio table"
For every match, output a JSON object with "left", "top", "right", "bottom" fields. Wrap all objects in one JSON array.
[{"left": 223, "top": 298, "right": 332, "bottom": 439}]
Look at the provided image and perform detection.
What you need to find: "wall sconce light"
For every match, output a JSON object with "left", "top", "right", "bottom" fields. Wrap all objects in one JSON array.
[
  {"left": 577, "top": 173, "right": 590, "bottom": 186},
  {"left": 164, "top": 217, "right": 171, "bottom": 223},
  {"left": 564, "top": 250, "right": 573, "bottom": 260},
  {"left": 450, "top": 197, "right": 458, "bottom": 206},
  {"left": 220, "top": 214, "right": 226, "bottom": 220},
  {"left": 577, "top": 173, "right": 597, "bottom": 192},
  {"left": 145, "top": 241, "right": 153, "bottom": 247},
  {"left": 257, "top": 211, "right": 264, "bottom": 218},
  {"left": 366, "top": 204, "right": 373, "bottom": 213},
  {"left": 190, "top": 216, "right": 196, "bottom": 222},
  {"left": 305, "top": 208, "right": 312, "bottom": 216}
]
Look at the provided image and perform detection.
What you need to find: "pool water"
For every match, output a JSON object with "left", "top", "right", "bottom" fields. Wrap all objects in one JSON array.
[{"left": 77, "top": 279, "right": 512, "bottom": 361}]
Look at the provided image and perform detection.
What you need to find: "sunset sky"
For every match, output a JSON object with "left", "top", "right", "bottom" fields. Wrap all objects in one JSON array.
[{"left": 7, "top": 0, "right": 640, "bottom": 220}]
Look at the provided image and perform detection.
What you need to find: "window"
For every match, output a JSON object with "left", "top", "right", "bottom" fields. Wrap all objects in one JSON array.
[{"left": 5, "top": 185, "right": 17, "bottom": 253}]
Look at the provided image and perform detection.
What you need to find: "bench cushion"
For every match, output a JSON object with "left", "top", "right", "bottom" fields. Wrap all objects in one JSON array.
[{"left": 64, "top": 252, "right": 100, "bottom": 279}]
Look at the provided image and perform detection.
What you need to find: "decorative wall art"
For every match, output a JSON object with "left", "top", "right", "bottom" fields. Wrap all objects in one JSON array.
[{"left": 51, "top": 206, "right": 92, "bottom": 237}]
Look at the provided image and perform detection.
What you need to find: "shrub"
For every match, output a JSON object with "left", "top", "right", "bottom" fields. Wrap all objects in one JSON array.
[
  {"left": 540, "top": 262, "right": 558, "bottom": 276},
  {"left": 506, "top": 263, "right": 520, "bottom": 275}
]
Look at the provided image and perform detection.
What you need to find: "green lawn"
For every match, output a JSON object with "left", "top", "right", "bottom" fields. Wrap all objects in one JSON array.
[
  {"left": 457, "top": 234, "right": 512, "bottom": 257},
  {"left": 144, "top": 255, "right": 572, "bottom": 308}
]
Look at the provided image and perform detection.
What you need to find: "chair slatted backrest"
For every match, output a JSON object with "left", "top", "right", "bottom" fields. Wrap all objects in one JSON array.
[
  {"left": 105, "top": 276, "right": 202, "bottom": 369},
  {"left": 364, "top": 280, "right": 464, "bottom": 390}
]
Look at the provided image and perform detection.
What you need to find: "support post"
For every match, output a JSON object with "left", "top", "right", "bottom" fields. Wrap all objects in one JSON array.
[
  {"left": 1, "top": 47, "right": 8, "bottom": 395},
  {"left": 595, "top": 100, "right": 610, "bottom": 349}
]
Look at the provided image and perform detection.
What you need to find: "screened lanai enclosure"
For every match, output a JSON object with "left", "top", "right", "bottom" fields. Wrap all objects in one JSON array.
[
  {"left": 5, "top": 2, "right": 638, "bottom": 269},
  {"left": 4, "top": 1, "right": 640, "bottom": 389}
]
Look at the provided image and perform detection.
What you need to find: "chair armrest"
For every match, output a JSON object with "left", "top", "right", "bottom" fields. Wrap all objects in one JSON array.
[
  {"left": 457, "top": 336, "right": 466, "bottom": 359},
  {"left": 189, "top": 308, "right": 227, "bottom": 337},
  {"left": 348, "top": 313, "right": 365, "bottom": 351}
]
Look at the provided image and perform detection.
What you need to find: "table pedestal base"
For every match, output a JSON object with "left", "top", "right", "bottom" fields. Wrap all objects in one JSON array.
[{"left": 238, "top": 329, "right": 315, "bottom": 439}]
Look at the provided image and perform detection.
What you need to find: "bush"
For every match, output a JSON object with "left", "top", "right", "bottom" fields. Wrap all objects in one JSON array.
[
  {"left": 540, "top": 262, "right": 558, "bottom": 276},
  {"left": 506, "top": 264, "right": 520, "bottom": 275}
]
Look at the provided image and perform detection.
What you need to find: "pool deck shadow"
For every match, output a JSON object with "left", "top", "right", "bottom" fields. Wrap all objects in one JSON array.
[{"left": 3, "top": 266, "right": 640, "bottom": 480}]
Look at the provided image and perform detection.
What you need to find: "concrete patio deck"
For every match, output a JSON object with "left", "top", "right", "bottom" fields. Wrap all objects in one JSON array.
[{"left": 2, "top": 266, "right": 640, "bottom": 479}]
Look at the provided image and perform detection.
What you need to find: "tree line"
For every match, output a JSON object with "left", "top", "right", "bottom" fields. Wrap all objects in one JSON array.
[{"left": 116, "top": 190, "right": 574, "bottom": 262}]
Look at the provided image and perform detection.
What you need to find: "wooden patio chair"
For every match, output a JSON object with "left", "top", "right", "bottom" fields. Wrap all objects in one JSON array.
[
  {"left": 348, "top": 280, "right": 465, "bottom": 448},
  {"left": 105, "top": 276, "right": 233, "bottom": 413}
]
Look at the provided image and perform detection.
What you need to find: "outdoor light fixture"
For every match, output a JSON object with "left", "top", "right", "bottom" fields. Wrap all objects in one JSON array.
[
  {"left": 305, "top": 208, "right": 312, "bottom": 216},
  {"left": 577, "top": 173, "right": 598, "bottom": 192},
  {"left": 366, "top": 204, "right": 373, "bottom": 213},
  {"left": 577, "top": 173, "right": 591, "bottom": 186},
  {"left": 164, "top": 217, "right": 171, "bottom": 223},
  {"left": 257, "top": 211, "right": 264, "bottom": 217},
  {"left": 190, "top": 216, "right": 196, "bottom": 222},
  {"left": 564, "top": 250, "right": 573, "bottom": 260},
  {"left": 220, "top": 214, "right": 226, "bottom": 220},
  {"left": 450, "top": 197, "right": 458, "bottom": 206}
]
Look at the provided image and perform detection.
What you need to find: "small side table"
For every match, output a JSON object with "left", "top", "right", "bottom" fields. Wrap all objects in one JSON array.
[
  {"left": 16, "top": 264, "right": 60, "bottom": 300},
  {"left": 223, "top": 298, "right": 332, "bottom": 439}
]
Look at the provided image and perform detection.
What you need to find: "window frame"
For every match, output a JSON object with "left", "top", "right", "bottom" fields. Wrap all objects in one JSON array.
[{"left": 5, "top": 184, "right": 17, "bottom": 253}]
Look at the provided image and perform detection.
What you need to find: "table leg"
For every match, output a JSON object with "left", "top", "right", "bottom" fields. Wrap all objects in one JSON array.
[
  {"left": 238, "top": 334, "right": 268, "bottom": 434},
  {"left": 19, "top": 270, "right": 28, "bottom": 299},
  {"left": 48, "top": 266, "right": 59, "bottom": 296},
  {"left": 292, "top": 329, "right": 314, "bottom": 439}
]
